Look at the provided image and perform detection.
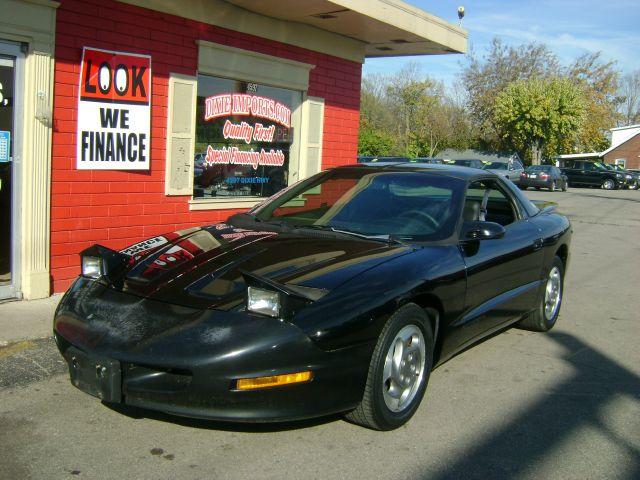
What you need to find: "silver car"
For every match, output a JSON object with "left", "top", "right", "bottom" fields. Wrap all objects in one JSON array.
[{"left": 483, "top": 160, "right": 524, "bottom": 185}]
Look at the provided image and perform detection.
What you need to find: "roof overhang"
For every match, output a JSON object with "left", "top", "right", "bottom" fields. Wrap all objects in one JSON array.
[
  {"left": 225, "top": 0, "right": 468, "bottom": 57},
  {"left": 120, "top": 0, "right": 467, "bottom": 63},
  {"left": 557, "top": 153, "right": 602, "bottom": 159}
]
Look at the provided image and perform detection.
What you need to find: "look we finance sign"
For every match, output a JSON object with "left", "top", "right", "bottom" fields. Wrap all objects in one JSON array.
[{"left": 77, "top": 47, "right": 151, "bottom": 170}]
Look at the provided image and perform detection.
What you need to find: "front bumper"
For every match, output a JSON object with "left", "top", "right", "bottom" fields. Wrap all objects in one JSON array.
[{"left": 54, "top": 278, "right": 373, "bottom": 422}]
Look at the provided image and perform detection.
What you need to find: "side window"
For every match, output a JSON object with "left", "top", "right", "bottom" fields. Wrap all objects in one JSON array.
[
  {"left": 514, "top": 161, "right": 523, "bottom": 170},
  {"left": 583, "top": 162, "right": 594, "bottom": 171},
  {"left": 465, "top": 180, "right": 518, "bottom": 227}
]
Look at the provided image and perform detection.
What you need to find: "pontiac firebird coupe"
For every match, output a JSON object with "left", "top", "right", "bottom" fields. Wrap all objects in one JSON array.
[{"left": 53, "top": 164, "right": 571, "bottom": 430}]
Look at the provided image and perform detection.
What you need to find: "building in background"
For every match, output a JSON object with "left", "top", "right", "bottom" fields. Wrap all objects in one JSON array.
[
  {"left": 0, "top": 0, "right": 467, "bottom": 300},
  {"left": 558, "top": 125, "right": 640, "bottom": 170}
]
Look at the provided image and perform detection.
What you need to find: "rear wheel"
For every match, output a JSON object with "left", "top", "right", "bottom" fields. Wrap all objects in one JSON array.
[
  {"left": 550, "top": 181, "right": 557, "bottom": 192},
  {"left": 562, "top": 181, "right": 568, "bottom": 192},
  {"left": 345, "top": 304, "right": 433, "bottom": 430},
  {"left": 518, "top": 256, "right": 564, "bottom": 332}
]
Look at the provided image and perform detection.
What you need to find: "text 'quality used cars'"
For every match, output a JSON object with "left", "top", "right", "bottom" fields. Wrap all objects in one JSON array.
[{"left": 53, "top": 165, "right": 571, "bottom": 430}]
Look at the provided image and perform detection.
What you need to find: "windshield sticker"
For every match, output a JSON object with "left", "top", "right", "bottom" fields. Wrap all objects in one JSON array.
[{"left": 120, "top": 235, "right": 168, "bottom": 256}]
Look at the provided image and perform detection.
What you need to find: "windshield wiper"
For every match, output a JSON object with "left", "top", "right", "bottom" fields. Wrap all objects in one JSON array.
[{"left": 294, "top": 224, "right": 408, "bottom": 245}]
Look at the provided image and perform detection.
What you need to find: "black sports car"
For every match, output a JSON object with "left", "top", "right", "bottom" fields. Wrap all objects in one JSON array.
[{"left": 54, "top": 165, "right": 571, "bottom": 430}]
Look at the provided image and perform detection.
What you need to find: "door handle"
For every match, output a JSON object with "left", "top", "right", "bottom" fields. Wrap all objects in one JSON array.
[{"left": 532, "top": 238, "right": 544, "bottom": 251}]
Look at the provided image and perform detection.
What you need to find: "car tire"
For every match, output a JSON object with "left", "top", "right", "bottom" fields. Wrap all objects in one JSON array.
[
  {"left": 550, "top": 181, "right": 557, "bottom": 192},
  {"left": 562, "top": 182, "right": 568, "bottom": 192},
  {"left": 517, "top": 256, "right": 564, "bottom": 332},
  {"left": 602, "top": 179, "right": 616, "bottom": 190},
  {"left": 345, "top": 303, "right": 433, "bottom": 430}
]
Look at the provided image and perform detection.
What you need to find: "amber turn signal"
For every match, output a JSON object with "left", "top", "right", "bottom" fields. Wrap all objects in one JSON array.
[{"left": 236, "top": 371, "right": 313, "bottom": 390}]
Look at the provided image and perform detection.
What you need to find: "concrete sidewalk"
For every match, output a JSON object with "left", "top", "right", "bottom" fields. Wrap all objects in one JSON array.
[{"left": 0, "top": 295, "right": 61, "bottom": 344}]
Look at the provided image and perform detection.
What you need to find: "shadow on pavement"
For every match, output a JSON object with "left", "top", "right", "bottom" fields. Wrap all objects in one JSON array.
[{"left": 420, "top": 331, "right": 640, "bottom": 479}]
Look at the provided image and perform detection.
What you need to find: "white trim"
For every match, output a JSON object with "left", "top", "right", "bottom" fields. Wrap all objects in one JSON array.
[
  {"left": 557, "top": 152, "right": 601, "bottom": 159},
  {"left": 197, "top": 41, "right": 314, "bottom": 92},
  {"left": 189, "top": 198, "right": 262, "bottom": 210},
  {"left": 602, "top": 130, "right": 640, "bottom": 156}
]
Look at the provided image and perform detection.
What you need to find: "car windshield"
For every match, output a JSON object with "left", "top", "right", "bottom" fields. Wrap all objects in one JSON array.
[
  {"left": 251, "top": 169, "right": 464, "bottom": 241},
  {"left": 483, "top": 161, "right": 508, "bottom": 170}
]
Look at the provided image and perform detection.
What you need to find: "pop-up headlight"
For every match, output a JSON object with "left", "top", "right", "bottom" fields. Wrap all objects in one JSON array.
[
  {"left": 79, "top": 244, "right": 130, "bottom": 286},
  {"left": 242, "top": 270, "right": 328, "bottom": 321},
  {"left": 247, "top": 287, "right": 281, "bottom": 318},
  {"left": 82, "top": 256, "right": 103, "bottom": 279}
]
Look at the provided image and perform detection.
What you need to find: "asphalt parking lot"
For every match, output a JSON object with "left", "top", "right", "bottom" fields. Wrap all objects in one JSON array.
[{"left": 1, "top": 187, "right": 639, "bottom": 480}]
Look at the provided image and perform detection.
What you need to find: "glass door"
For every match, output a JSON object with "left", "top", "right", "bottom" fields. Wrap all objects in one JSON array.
[{"left": 0, "top": 41, "right": 23, "bottom": 300}]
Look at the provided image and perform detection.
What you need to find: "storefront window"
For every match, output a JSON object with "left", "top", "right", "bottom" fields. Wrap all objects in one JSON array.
[{"left": 194, "top": 75, "right": 301, "bottom": 199}]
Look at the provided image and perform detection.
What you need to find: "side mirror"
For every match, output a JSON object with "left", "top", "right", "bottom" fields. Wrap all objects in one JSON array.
[{"left": 460, "top": 221, "right": 506, "bottom": 241}]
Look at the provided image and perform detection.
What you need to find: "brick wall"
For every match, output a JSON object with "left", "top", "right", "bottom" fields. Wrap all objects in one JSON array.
[
  {"left": 603, "top": 134, "right": 640, "bottom": 170},
  {"left": 51, "top": 0, "right": 361, "bottom": 293}
]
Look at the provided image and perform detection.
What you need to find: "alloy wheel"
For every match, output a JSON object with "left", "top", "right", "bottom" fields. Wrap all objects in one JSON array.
[
  {"left": 382, "top": 325, "right": 426, "bottom": 413},
  {"left": 544, "top": 266, "right": 562, "bottom": 320}
]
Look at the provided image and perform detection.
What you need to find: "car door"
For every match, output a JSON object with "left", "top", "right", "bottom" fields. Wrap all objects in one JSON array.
[
  {"left": 581, "top": 161, "right": 601, "bottom": 186},
  {"left": 447, "top": 178, "right": 545, "bottom": 352},
  {"left": 510, "top": 160, "right": 524, "bottom": 183}
]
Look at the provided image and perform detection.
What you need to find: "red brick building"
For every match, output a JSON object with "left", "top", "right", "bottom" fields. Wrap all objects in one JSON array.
[
  {"left": 0, "top": 0, "right": 467, "bottom": 300},
  {"left": 558, "top": 124, "right": 640, "bottom": 170}
]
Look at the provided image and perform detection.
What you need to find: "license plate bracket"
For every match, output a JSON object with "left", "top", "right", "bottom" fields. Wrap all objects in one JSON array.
[{"left": 64, "top": 347, "right": 122, "bottom": 403}]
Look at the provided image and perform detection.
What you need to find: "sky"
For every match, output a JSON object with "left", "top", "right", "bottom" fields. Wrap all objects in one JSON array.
[{"left": 362, "top": 0, "right": 640, "bottom": 86}]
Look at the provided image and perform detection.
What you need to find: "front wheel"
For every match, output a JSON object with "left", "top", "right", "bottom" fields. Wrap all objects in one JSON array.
[
  {"left": 518, "top": 256, "right": 564, "bottom": 332},
  {"left": 345, "top": 304, "right": 433, "bottom": 430},
  {"left": 602, "top": 178, "right": 616, "bottom": 190}
]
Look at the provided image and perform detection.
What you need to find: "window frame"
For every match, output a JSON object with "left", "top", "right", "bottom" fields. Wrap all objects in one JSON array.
[{"left": 165, "top": 41, "right": 319, "bottom": 211}]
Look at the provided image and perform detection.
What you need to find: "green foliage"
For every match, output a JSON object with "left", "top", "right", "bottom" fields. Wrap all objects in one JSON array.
[
  {"left": 358, "top": 120, "right": 394, "bottom": 156},
  {"left": 494, "top": 77, "right": 585, "bottom": 164},
  {"left": 358, "top": 63, "right": 474, "bottom": 157},
  {"left": 359, "top": 38, "right": 623, "bottom": 161}
]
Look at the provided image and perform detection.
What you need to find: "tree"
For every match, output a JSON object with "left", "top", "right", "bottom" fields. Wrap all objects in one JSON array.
[
  {"left": 494, "top": 77, "right": 585, "bottom": 164},
  {"left": 567, "top": 52, "right": 621, "bottom": 151},
  {"left": 461, "top": 38, "right": 560, "bottom": 149},
  {"left": 618, "top": 70, "right": 640, "bottom": 126},
  {"left": 358, "top": 119, "right": 394, "bottom": 156},
  {"left": 358, "top": 63, "right": 472, "bottom": 157}
]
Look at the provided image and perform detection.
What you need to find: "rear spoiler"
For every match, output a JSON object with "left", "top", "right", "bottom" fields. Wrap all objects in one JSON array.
[{"left": 531, "top": 200, "right": 558, "bottom": 214}]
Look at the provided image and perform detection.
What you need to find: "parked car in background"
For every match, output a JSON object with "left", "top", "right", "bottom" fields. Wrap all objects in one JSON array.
[
  {"left": 560, "top": 160, "right": 625, "bottom": 190},
  {"left": 411, "top": 157, "right": 444, "bottom": 164},
  {"left": 482, "top": 160, "right": 525, "bottom": 185},
  {"left": 443, "top": 159, "right": 486, "bottom": 169},
  {"left": 519, "top": 165, "right": 568, "bottom": 192},
  {"left": 357, "top": 156, "right": 411, "bottom": 163},
  {"left": 603, "top": 164, "right": 638, "bottom": 190}
]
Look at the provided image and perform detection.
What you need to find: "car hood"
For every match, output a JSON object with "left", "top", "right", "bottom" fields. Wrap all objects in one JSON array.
[{"left": 111, "top": 223, "right": 411, "bottom": 310}]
